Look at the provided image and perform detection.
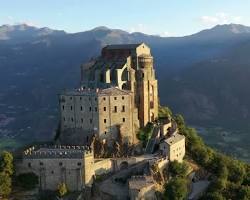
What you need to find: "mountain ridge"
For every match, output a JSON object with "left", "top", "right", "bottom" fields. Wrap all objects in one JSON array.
[{"left": 1, "top": 23, "right": 250, "bottom": 161}]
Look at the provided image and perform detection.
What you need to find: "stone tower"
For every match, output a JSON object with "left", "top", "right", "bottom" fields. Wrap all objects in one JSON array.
[
  {"left": 136, "top": 54, "right": 158, "bottom": 127},
  {"left": 59, "top": 43, "right": 159, "bottom": 146},
  {"left": 80, "top": 43, "right": 159, "bottom": 128}
]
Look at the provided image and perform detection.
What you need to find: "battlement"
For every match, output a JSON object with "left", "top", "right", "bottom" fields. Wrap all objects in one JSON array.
[{"left": 23, "top": 145, "right": 92, "bottom": 159}]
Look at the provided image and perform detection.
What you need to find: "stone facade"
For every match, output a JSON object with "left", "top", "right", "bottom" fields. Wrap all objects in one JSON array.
[
  {"left": 59, "top": 87, "right": 139, "bottom": 144},
  {"left": 16, "top": 145, "right": 107, "bottom": 191},
  {"left": 61, "top": 43, "right": 158, "bottom": 145},
  {"left": 160, "top": 133, "right": 185, "bottom": 162}
]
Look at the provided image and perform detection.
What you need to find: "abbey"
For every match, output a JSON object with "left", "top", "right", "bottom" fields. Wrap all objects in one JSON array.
[
  {"left": 59, "top": 43, "right": 158, "bottom": 144},
  {"left": 16, "top": 43, "right": 186, "bottom": 197}
]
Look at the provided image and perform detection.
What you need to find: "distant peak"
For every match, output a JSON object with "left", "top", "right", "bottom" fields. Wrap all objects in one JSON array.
[
  {"left": 211, "top": 23, "right": 250, "bottom": 34},
  {"left": 91, "top": 26, "right": 110, "bottom": 31}
]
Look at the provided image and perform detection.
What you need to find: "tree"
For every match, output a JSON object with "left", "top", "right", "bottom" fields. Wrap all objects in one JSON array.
[
  {"left": 136, "top": 122, "right": 154, "bottom": 145},
  {"left": 203, "top": 192, "right": 225, "bottom": 200},
  {"left": 0, "top": 151, "right": 13, "bottom": 199},
  {"left": 227, "top": 161, "right": 245, "bottom": 184},
  {"left": 0, "top": 172, "right": 12, "bottom": 198},
  {"left": 57, "top": 182, "right": 68, "bottom": 198},
  {"left": 0, "top": 151, "right": 13, "bottom": 176},
  {"left": 159, "top": 106, "right": 172, "bottom": 118},
  {"left": 239, "top": 186, "right": 250, "bottom": 200},
  {"left": 169, "top": 161, "right": 188, "bottom": 178},
  {"left": 164, "top": 177, "right": 188, "bottom": 200}
]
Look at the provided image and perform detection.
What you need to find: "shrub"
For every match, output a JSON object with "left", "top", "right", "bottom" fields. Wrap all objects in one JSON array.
[{"left": 164, "top": 177, "right": 188, "bottom": 200}]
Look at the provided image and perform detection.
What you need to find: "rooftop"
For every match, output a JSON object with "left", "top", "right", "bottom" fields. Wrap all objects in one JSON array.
[
  {"left": 165, "top": 133, "right": 185, "bottom": 145},
  {"left": 23, "top": 145, "right": 92, "bottom": 159},
  {"left": 103, "top": 43, "right": 143, "bottom": 50},
  {"left": 61, "top": 87, "right": 131, "bottom": 96}
]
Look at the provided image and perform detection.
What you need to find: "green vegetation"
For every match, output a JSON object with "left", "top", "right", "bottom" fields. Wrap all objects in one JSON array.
[
  {"left": 0, "top": 151, "right": 13, "bottom": 199},
  {"left": 16, "top": 172, "right": 39, "bottom": 190},
  {"left": 57, "top": 182, "right": 68, "bottom": 198},
  {"left": 136, "top": 122, "right": 154, "bottom": 145},
  {"left": 163, "top": 160, "right": 189, "bottom": 199},
  {"left": 164, "top": 177, "right": 188, "bottom": 200},
  {"left": 174, "top": 113, "right": 250, "bottom": 200},
  {"left": 159, "top": 106, "right": 172, "bottom": 118},
  {"left": 169, "top": 160, "right": 188, "bottom": 178}
]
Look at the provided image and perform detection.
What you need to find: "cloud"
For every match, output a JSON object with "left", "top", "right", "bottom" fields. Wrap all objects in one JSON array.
[{"left": 200, "top": 12, "right": 243, "bottom": 26}]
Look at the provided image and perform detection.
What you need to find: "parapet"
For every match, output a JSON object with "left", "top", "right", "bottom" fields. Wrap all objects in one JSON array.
[{"left": 23, "top": 145, "right": 93, "bottom": 159}]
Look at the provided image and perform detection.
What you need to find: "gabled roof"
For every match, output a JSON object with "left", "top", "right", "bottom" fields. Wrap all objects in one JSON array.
[
  {"left": 98, "top": 87, "right": 131, "bottom": 96},
  {"left": 103, "top": 43, "right": 144, "bottom": 50},
  {"left": 165, "top": 133, "right": 185, "bottom": 145}
]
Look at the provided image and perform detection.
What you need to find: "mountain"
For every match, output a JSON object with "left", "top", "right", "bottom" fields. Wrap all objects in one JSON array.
[{"left": 1, "top": 23, "right": 250, "bottom": 158}]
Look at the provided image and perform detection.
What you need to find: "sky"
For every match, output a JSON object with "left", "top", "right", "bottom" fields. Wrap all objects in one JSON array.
[{"left": 1, "top": 0, "right": 250, "bottom": 36}]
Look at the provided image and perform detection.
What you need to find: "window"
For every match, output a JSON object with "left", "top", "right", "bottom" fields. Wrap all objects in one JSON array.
[
  {"left": 103, "top": 97, "right": 106, "bottom": 101},
  {"left": 59, "top": 162, "right": 63, "bottom": 166},
  {"left": 81, "top": 106, "right": 83, "bottom": 111},
  {"left": 80, "top": 97, "right": 82, "bottom": 100},
  {"left": 114, "top": 97, "right": 117, "bottom": 100},
  {"left": 123, "top": 118, "right": 125, "bottom": 122},
  {"left": 90, "top": 119, "right": 93, "bottom": 124},
  {"left": 104, "top": 131, "right": 107, "bottom": 135},
  {"left": 95, "top": 97, "right": 97, "bottom": 101},
  {"left": 77, "top": 162, "right": 81, "bottom": 166},
  {"left": 104, "top": 107, "right": 106, "bottom": 111},
  {"left": 63, "top": 117, "right": 66, "bottom": 121},
  {"left": 122, "top": 96, "right": 125, "bottom": 100},
  {"left": 28, "top": 163, "right": 31, "bottom": 168},
  {"left": 114, "top": 106, "right": 117, "bottom": 113},
  {"left": 104, "top": 119, "right": 106, "bottom": 123},
  {"left": 62, "top": 105, "right": 64, "bottom": 110},
  {"left": 71, "top": 118, "right": 74, "bottom": 122},
  {"left": 122, "top": 106, "right": 125, "bottom": 112},
  {"left": 142, "top": 73, "right": 144, "bottom": 78},
  {"left": 95, "top": 107, "right": 97, "bottom": 112},
  {"left": 39, "top": 162, "right": 43, "bottom": 166},
  {"left": 51, "top": 170, "right": 54, "bottom": 174},
  {"left": 71, "top": 106, "right": 73, "bottom": 110},
  {"left": 89, "top": 107, "right": 92, "bottom": 112},
  {"left": 89, "top": 97, "right": 91, "bottom": 101},
  {"left": 70, "top": 97, "right": 72, "bottom": 100},
  {"left": 81, "top": 118, "right": 83, "bottom": 123}
]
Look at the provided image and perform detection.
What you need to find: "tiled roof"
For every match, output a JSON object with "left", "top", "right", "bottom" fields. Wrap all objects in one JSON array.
[
  {"left": 165, "top": 133, "right": 185, "bottom": 145},
  {"left": 98, "top": 87, "right": 131, "bottom": 96}
]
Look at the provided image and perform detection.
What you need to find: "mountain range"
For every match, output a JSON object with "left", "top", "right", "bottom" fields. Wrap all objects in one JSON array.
[{"left": 1, "top": 23, "right": 250, "bottom": 155}]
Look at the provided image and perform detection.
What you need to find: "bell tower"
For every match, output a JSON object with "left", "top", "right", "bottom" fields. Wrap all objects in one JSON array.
[{"left": 136, "top": 54, "right": 158, "bottom": 127}]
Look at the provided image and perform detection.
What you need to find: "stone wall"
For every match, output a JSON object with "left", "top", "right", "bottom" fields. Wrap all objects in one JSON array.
[{"left": 16, "top": 158, "right": 85, "bottom": 191}]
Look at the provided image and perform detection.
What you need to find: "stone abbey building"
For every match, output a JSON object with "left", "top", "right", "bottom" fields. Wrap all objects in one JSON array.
[
  {"left": 59, "top": 43, "right": 159, "bottom": 144},
  {"left": 17, "top": 43, "right": 186, "bottom": 194}
]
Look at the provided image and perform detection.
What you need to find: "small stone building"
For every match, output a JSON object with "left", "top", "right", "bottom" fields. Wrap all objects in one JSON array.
[{"left": 160, "top": 133, "right": 185, "bottom": 162}]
